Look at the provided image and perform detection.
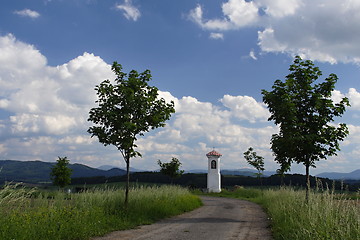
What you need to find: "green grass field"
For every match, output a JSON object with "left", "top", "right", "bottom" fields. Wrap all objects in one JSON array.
[
  {"left": 0, "top": 183, "right": 202, "bottom": 240},
  {"left": 3, "top": 181, "right": 359, "bottom": 240}
]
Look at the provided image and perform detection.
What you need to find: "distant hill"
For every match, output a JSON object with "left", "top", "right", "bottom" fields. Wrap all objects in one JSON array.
[
  {"left": 187, "top": 169, "right": 276, "bottom": 177},
  {"left": 0, "top": 160, "right": 126, "bottom": 183},
  {"left": 186, "top": 169, "right": 207, "bottom": 174},
  {"left": 221, "top": 169, "right": 276, "bottom": 177},
  {"left": 316, "top": 169, "right": 360, "bottom": 180},
  {"left": 98, "top": 165, "right": 142, "bottom": 172},
  {"left": 192, "top": 168, "right": 360, "bottom": 180},
  {"left": 98, "top": 165, "right": 119, "bottom": 171},
  {"left": 3, "top": 159, "right": 358, "bottom": 184}
]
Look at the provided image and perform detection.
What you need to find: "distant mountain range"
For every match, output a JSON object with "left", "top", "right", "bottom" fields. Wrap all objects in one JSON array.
[
  {"left": 1, "top": 160, "right": 359, "bottom": 184},
  {"left": 316, "top": 169, "right": 360, "bottom": 180},
  {"left": 0, "top": 160, "right": 126, "bottom": 183},
  {"left": 187, "top": 169, "right": 276, "bottom": 177},
  {"left": 98, "top": 165, "right": 142, "bottom": 172},
  {"left": 222, "top": 169, "right": 277, "bottom": 177},
  {"left": 193, "top": 168, "right": 360, "bottom": 180}
]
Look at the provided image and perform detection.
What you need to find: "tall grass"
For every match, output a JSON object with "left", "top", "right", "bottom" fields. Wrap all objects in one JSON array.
[
  {"left": 0, "top": 184, "right": 201, "bottom": 240},
  {"left": 213, "top": 185, "right": 360, "bottom": 240},
  {"left": 260, "top": 186, "right": 360, "bottom": 240}
]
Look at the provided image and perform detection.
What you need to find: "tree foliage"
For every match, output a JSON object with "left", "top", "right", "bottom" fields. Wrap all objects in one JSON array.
[
  {"left": 243, "top": 147, "right": 265, "bottom": 183},
  {"left": 50, "top": 157, "right": 72, "bottom": 188},
  {"left": 88, "top": 62, "right": 175, "bottom": 206},
  {"left": 157, "top": 157, "right": 184, "bottom": 183},
  {"left": 262, "top": 56, "right": 350, "bottom": 200}
]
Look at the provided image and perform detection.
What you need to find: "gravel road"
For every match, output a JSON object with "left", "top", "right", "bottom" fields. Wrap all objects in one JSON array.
[{"left": 92, "top": 196, "right": 273, "bottom": 240}]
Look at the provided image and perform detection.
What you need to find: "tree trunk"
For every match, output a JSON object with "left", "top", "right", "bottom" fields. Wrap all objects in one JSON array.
[
  {"left": 305, "top": 163, "right": 310, "bottom": 202},
  {"left": 125, "top": 156, "right": 130, "bottom": 208},
  {"left": 258, "top": 171, "right": 263, "bottom": 186}
]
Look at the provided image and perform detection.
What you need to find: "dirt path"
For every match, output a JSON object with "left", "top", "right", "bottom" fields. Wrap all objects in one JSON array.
[{"left": 91, "top": 196, "right": 273, "bottom": 240}]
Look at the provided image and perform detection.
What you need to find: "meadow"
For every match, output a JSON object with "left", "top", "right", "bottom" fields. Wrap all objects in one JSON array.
[
  {"left": 0, "top": 183, "right": 202, "bottom": 240},
  {"left": 2, "top": 181, "right": 360, "bottom": 240},
  {"left": 207, "top": 184, "right": 360, "bottom": 240}
]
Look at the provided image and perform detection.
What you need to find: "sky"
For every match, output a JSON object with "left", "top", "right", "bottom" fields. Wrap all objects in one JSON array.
[{"left": 1, "top": 0, "right": 360, "bottom": 175}]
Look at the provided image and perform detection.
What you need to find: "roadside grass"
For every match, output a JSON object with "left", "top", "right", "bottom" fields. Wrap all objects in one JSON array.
[
  {"left": 0, "top": 183, "right": 202, "bottom": 240},
  {"left": 201, "top": 186, "right": 360, "bottom": 240},
  {"left": 70, "top": 181, "right": 164, "bottom": 191}
]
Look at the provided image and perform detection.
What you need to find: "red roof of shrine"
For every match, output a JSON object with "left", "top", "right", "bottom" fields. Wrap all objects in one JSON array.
[{"left": 206, "top": 150, "right": 222, "bottom": 157}]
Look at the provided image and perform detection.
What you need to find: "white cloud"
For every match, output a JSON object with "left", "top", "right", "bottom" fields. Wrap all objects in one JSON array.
[
  {"left": 257, "top": 0, "right": 302, "bottom": 18},
  {"left": 0, "top": 34, "right": 113, "bottom": 138},
  {"left": 188, "top": 0, "right": 259, "bottom": 31},
  {"left": 115, "top": 0, "right": 141, "bottom": 21},
  {"left": 188, "top": 5, "right": 229, "bottom": 31},
  {"left": 2, "top": 34, "right": 360, "bottom": 173},
  {"left": 222, "top": 0, "right": 260, "bottom": 27},
  {"left": 220, "top": 95, "right": 269, "bottom": 123},
  {"left": 249, "top": 49, "right": 257, "bottom": 60},
  {"left": 14, "top": 9, "right": 40, "bottom": 19},
  {"left": 135, "top": 92, "right": 277, "bottom": 170},
  {"left": 331, "top": 88, "right": 360, "bottom": 112},
  {"left": 347, "top": 88, "right": 360, "bottom": 110},
  {"left": 58, "top": 135, "right": 95, "bottom": 145},
  {"left": 331, "top": 90, "right": 345, "bottom": 104},
  {"left": 189, "top": 0, "right": 360, "bottom": 64},
  {"left": 0, "top": 34, "right": 46, "bottom": 80},
  {"left": 210, "top": 33, "right": 224, "bottom": 40},
  {"left": 257, "top": 28, "right": 287, "bottom": 53},
  {"left": 259, "top": 0, "right": 360, "bottom": 64}
]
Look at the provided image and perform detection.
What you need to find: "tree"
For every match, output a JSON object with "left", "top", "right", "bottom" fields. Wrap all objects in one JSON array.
[
  {"left": 50, "top": 157, "right": 72, "bottom": 189},
  {"left": 157, "top": 157, "right": 184, "bottom": 184},
  {"left": 243, "top": 147, "right": 265, "bottom": 184},
  {"left": 262, "top": 56, "right": 350, "bottom": 200},
  {"left": 275, "top": 163, "right": 291, "bottom": 186},
  {"left": 88, "top": 62, "right": 175, "bottom": 206}
]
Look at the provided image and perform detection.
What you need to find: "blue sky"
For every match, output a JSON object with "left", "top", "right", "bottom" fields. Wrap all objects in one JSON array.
[{"left": 1, "top": 0, "right": 360, "bottom": 175}]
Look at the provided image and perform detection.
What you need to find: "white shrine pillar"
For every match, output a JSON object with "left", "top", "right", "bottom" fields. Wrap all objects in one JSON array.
[{"left": 206, "top": 150, "right": 222, "bottom": 193}]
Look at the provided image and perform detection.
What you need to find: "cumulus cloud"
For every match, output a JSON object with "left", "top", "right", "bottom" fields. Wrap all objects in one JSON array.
[
  {"left": 2, "top": 33, "right": 359, "bottom": 172},
  {"left": 257, "top": 0, "right": 301, "bottom": 18},
  {"left": 188, "top": 0, "right": 259, "bottom": 31},
  {"left": 346, "top": 88, "right": 360, "bottom": 110},
  {"left": 331, "top": 88, "right": 360, "bottom": 112},
  {"left": 220, "top": 95, "right": 269, "bottom": 123},
  {"left": 0, "top": 34, "right": 115, "bottom": 161},
  {"left": 135, "top": 92, "right": 277, "bottom": 170},
  {"left": 14, "top": 9, "right": 40, "bottom": 19},
  {"left": 189, "top": 0, "right": 360, "bottom": 64},
  {"left": 0, "top": 34, "right": 113, "bottom": 137},
  {"left": 115, "top": 0, "right": 141, "bottom": 21},
  {"left": 0, "top": 33, "right": 280, "bottom": 170},
  {"left": 256, "top": 0, "right": 360, "bottom": 64}
]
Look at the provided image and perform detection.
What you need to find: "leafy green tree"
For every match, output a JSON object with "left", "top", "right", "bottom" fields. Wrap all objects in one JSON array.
[
  {"left": 243, "top": 147, "right": 265, "bottom": 184},
  {"left": 157, "top": 157, "right": 184, "bottom": 184},
  {"left": 262, "top": 56, "right": 350, "bottom": 200},
  {"left": 88, "top": 62, "right": 175, "bottom": 206},
  {"left": 50, "top": 157, "right": 72, "bottom": 189}
]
